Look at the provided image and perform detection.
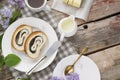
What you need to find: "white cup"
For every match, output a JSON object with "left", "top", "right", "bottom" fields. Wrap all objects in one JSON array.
[
  {"left": 24, "top": 0, "right": 51, "bottom": 12},
  {"left": 58, "top": 15, "right": 77, "bottom": 41}
]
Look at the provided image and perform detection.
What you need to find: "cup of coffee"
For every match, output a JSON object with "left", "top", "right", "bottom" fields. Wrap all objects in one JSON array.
[{"left": 24, "top": 0, "right": 51, "bottom": 12}]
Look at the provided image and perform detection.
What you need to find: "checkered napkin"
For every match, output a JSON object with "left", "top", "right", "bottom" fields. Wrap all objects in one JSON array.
[{"left": 8, "top": 5, "right": 77, "bottom": 80}]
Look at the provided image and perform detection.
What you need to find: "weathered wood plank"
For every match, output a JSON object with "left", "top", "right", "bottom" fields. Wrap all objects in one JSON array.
[
  {"left": 1, "top": 0, "right": 120, "bottom": 79},
  {"left": 48, "top": 0, "right": 120, "bottom": 24},
  {"left": 88, "top": 44, "right": 120, "bottom": 80},
  {"left": 68, "top": 14, "right": 120, "bottom": 54},
  {"left": 88, "top": 0, "right": 120, "bottom": 21},
  {"left": 101, "top": 64, "right": 120, "bottom": 80}
]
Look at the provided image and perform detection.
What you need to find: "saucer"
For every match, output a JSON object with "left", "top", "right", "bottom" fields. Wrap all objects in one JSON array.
[{"left": 53, "top": 55, "right": 101, "bottom": 80}]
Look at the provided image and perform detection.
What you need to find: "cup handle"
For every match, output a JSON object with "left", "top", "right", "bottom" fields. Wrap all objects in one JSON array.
[{"left": 60, "top": 33, "right": 65, "bottom": 42}]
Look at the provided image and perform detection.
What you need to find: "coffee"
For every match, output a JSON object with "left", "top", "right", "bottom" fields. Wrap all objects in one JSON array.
[{"left": 28, "top": 0, "right": 44, "bottom": 8}]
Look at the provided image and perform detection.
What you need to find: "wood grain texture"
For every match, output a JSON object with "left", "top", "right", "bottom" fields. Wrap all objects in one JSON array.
[
  {"left": 48, "top": 0, "right": 120, "bottom": 24},
  {"left": 88, "top": 0, "right": 120, "bottom": 21},
  {"left": 47, "top": 1, "right": 120, "bottom": 79},
  {"left": 88, "top": 44, "right": 120, "bottom": 80},
  {"left": 68, "top": 14, "right": 120, "bottom": 54},
  {"left": 2, "top": 0, "right": 120, "bottom": 79}
]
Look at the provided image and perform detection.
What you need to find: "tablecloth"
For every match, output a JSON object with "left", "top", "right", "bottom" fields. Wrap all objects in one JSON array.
[{"left": 6, "top": 4, "right": 77, "bottom": 80}]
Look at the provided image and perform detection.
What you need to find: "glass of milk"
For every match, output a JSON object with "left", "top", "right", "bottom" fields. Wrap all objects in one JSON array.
[{"left": 58, "top": 15, "right": 77, "bottom": 41}]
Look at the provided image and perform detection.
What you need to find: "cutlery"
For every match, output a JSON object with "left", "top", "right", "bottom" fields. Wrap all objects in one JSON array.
[
  {"left": 64, "top": 47, "right": 88, "bottom": 75},
  {"left": 26, "top": 41, "right": 61, "bottom": 75}
]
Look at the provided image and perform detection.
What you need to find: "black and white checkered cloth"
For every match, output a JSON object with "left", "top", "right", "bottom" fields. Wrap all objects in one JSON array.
[{"left": 7, "top": 5, "right": 77, "bottom": 80}]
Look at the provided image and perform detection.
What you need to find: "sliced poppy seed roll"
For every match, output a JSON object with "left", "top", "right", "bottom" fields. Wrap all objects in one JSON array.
[
  {"left": 12, "top": 24, "right": 32, "bottom": 51},
  {"left": 24, "top": 31, "right": 47, "bottom": 59}
]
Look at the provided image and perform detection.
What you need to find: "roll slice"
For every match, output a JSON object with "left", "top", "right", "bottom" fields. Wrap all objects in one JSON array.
[
  {"left": 24, "top": 31, "right": 47, "bottom": 58},
  {"left": 12, "top": 24, "right": 32, "bottom": 51}
]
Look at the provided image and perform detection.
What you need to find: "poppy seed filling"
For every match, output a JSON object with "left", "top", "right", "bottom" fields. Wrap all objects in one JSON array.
[
  {"left": 29, "top": 36, "right": 43, "bottom": 53},
  {"left": 15, "top": 29, "right": 29, "bottom": 46}
]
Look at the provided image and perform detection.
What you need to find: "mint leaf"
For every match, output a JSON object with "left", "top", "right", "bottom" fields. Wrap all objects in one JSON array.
[
  {"left": 0, "top": 55, "right": 4, "bottom": 68},
  {"left": 0, "top": 34, "right": 3, "bottom": 50},
  {"left": 9, "top": 8, "right": 22, "bottom": 24},
  {"left": 5, "top": 54, "right": 21, "bottom": 67}
]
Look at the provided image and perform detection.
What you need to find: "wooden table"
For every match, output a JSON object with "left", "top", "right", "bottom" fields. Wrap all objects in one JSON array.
[
  {"left": 2, "top": 0, "right": 120, "bottom": 80},
  {"left": 48, "top": 0, "right": 120, "bottom": 80}
]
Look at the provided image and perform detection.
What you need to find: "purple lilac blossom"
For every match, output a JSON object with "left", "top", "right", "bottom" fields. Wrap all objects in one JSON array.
[
  {"left": 66, "top": 73, "right": 80, "bottom": 80},
  {"left": 8, "top": 0, "right": 16, "bottom": 5},
  {"left": 2, "top": 24, "right": 8, "bottom": 29},
  {"left": 0, "top": 7, "right": 12, "bottom": 18},
  {"left": 66, "top": 74, "right": 72, "bottom": 80},
  {"left": 2, "top": 18, "right": 10, "bottom": 28},
  {"left": 51, "top": 73, "right": 80, "bottom": 80},
  {"left": 50, "top": 76, "right": 65, "bottom": 80},
  {"left": 71, "top": 73, "right": 80, "bottom": 80},
  {"left": 16, "top": 0, "right": 25, "bottom": 9},
  {"left": 0, "top": 16, "right": 3, "bottom": 25},
  {"left": 0, "top": 19, "right": 3, "bottom": 24},
  {"left": 0, "top": 20, "right": 3, "bottom": 26}
]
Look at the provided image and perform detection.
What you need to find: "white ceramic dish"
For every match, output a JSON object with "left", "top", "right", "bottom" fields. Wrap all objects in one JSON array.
[
  {"left": 58, "top": 15, "right": 77, "bottom": 37},
  {"left": 53, "top": 55, "right": 101, "bottom": 80},
  {"left": 2, "top": 17, "right": 58, "bottom": 72}
]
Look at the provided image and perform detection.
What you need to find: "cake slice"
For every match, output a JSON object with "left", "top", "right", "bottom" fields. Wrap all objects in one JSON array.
[
  {"left": 12, "top": 24, "right": 32, "bottom": 51},
  {"left": 24, "top": 31, "right": 47, "bottom": 59}
]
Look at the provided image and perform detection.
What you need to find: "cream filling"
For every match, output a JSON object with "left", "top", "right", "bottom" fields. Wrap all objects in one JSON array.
[
  {"left": 31, "top": 37, "right": 43, "bottom": 52},
  {"left": 16, "top": 29, "right": 29, "bottom": 46}
]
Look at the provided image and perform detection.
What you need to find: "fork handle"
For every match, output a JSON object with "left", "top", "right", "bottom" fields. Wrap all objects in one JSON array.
[{"left": 26, "top": 56, "right": 47, "bottom": 75}]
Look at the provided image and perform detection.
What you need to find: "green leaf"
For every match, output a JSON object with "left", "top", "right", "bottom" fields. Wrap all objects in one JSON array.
[
  {"left": 0, "top": 3, "right": 3, "bottom": 9},
  {"left": 0, "top": 34, "right": 3, "bottom": 50},
  {"left": 17, "top": 77, "right": 31, "bottom": 80},
  {"left": 9, "top": 8, "right": 22, "bottom": 24},
  {"left": 0, "top": 25, "right": 3, "bottom": 31},
  {"left": 0, "top": 55, "right": 4, "bottom": 68},
  {"left": 5, "top": 54, "right": 21, "bottom": 67}
]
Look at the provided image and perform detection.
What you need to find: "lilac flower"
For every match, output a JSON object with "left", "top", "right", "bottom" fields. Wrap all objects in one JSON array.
[
  {"left": 0, "top": 0, "right": 24, "bottom": 29},
  {"left": 0, "top": 7, "right": 12, "bottom": 18},
  {"left": 2, "top": 25, "right": 8, "bottom": 29},
  {"left": 66, "top": 74, "right": 72, "bottom": 80},
  {"left": 66, "top": 73, "right": 80, "bottom": 80},
  {"left": 71, "top": 73, "right": 80, "bottom": 80},
  {"left": 2, "top": 18, "right": 10, "bottom": 29},
  {"left": 50, "top": 76, "right": 65, "bottom": 80},
  {"left": 0, "top": 16, "right": 3, "bottom": 25},
  {"left": 0, "top": 20, "right": 3, "bottom": 26},
  {"left": 16, "top": 0, "right": 25, "bottom": 9},
  {"left": 8, "top": 0, "right": 16, "bottom": 5},
  {"left": 51, "top": 73, "right": 80, "bottom": 80},
  {"left": 8, "top": 0, "right": 25, "bottom": 9}
]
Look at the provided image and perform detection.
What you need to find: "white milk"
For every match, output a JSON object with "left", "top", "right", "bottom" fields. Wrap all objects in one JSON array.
[{"left": 58, "top": 15, "right": 77, "bottom": 38}]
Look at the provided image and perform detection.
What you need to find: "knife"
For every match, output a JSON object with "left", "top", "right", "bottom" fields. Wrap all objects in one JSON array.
[{"left": 26, "top": 41, "right": 61, "bottom": 75}]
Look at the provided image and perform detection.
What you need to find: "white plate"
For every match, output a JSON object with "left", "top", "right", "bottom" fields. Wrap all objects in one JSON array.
[
  {"left": 53, "top": 55, "right": 101, "bottom": 80},
  {"left": 2, "top": 17, "right": 58, "bottom": 72}
]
